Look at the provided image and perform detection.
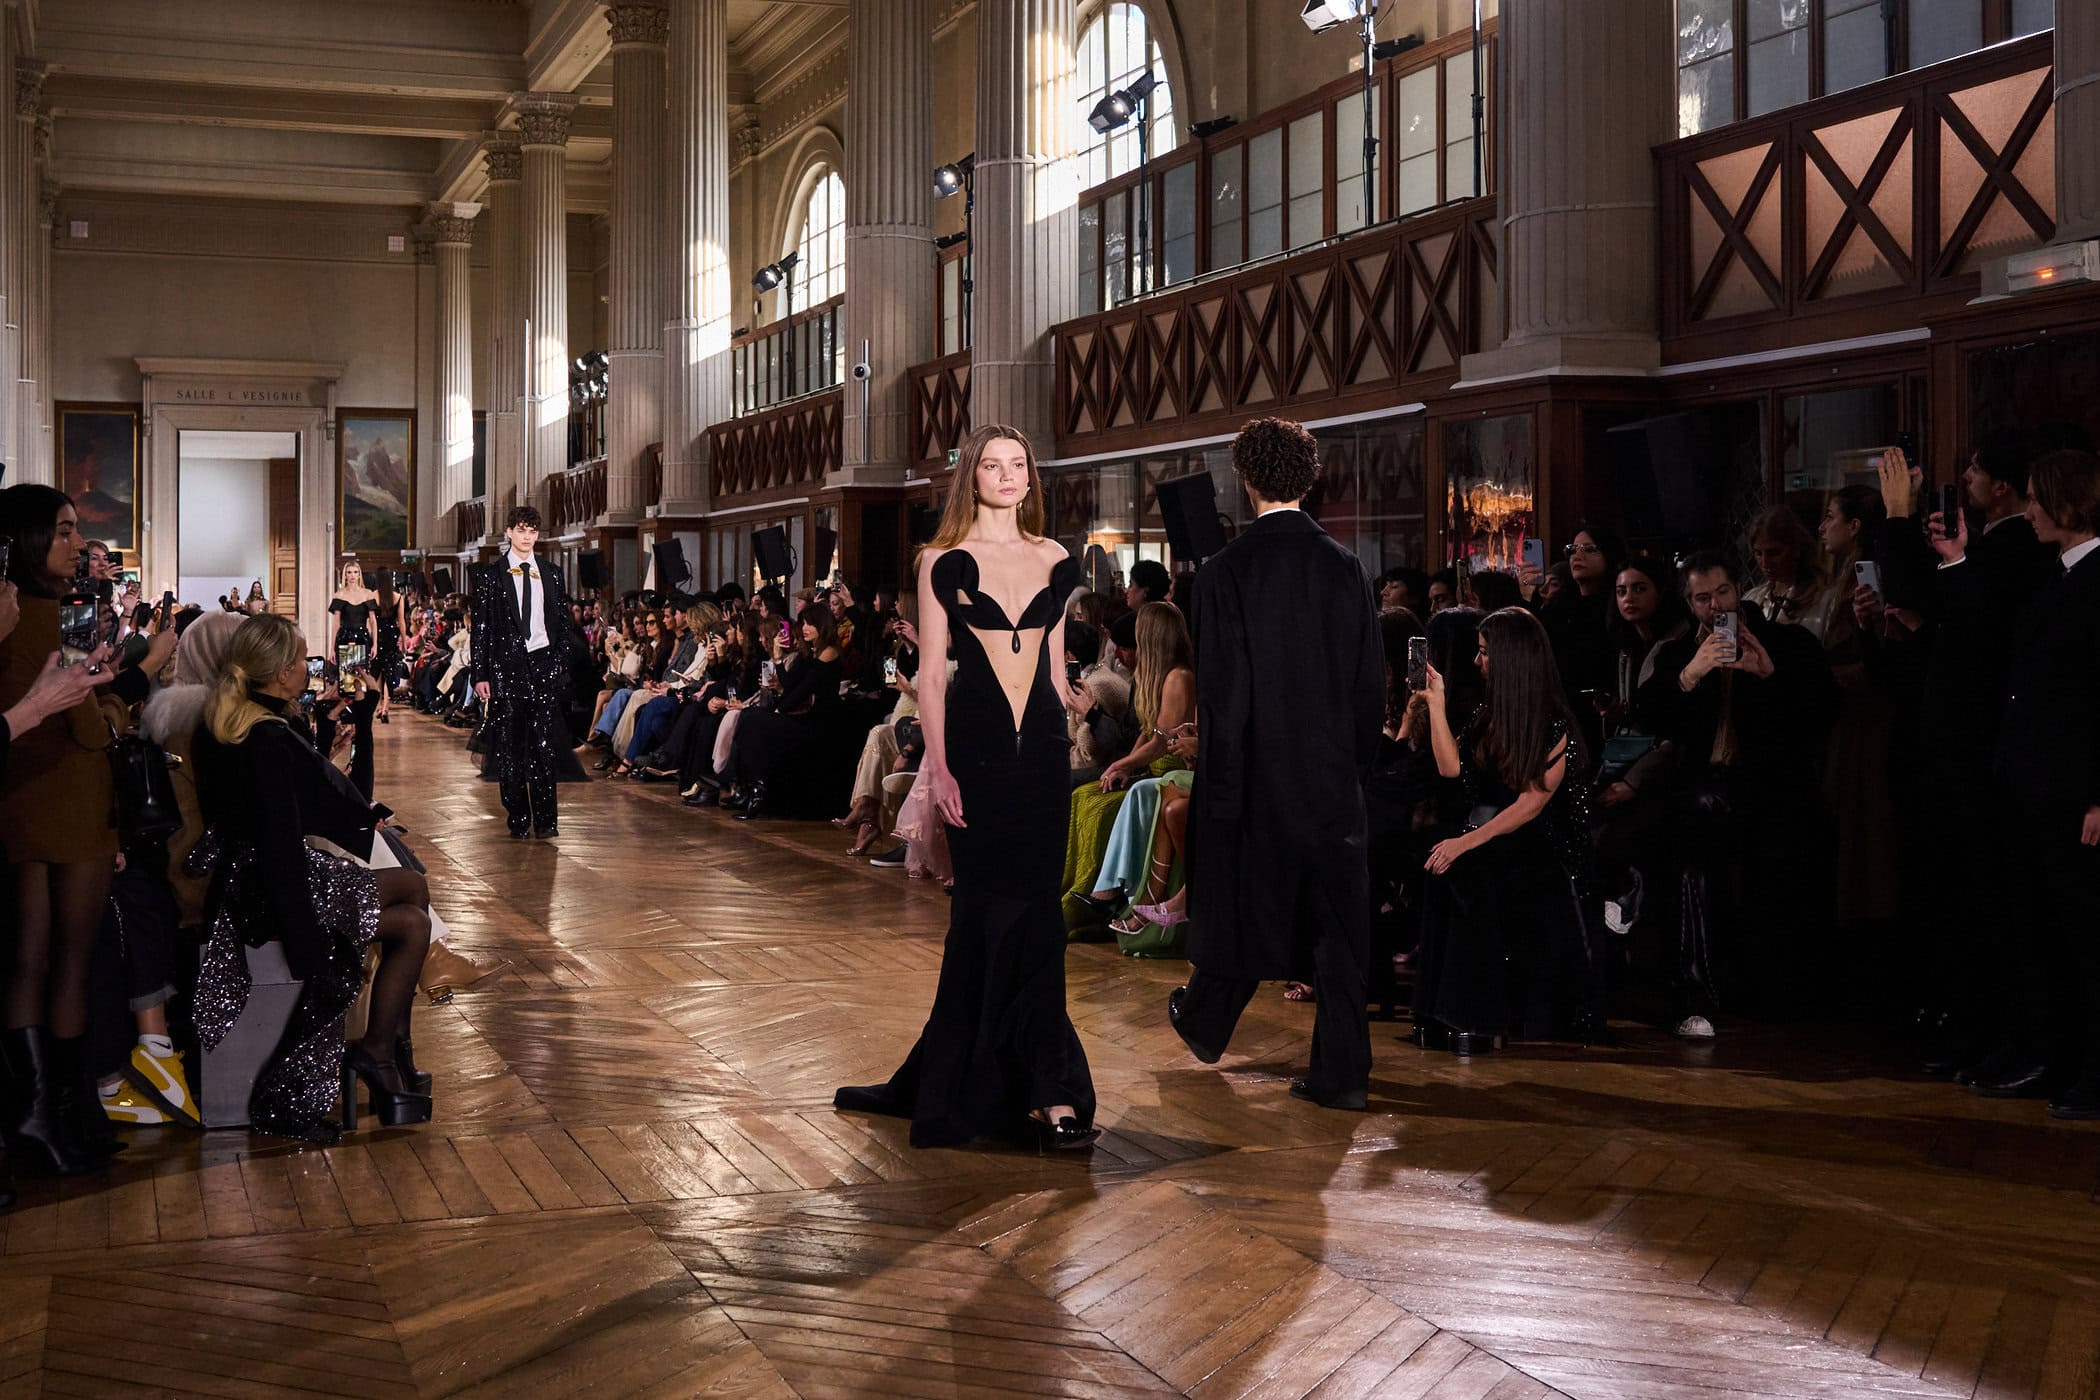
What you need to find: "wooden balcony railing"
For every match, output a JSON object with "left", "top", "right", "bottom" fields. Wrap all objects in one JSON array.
[
  {"left": 909, "top": 349, "right": 972, "bottom": 464},
  {"left": 707, "top": 386, "right": 843, "bottom": 503},
  {"left": 1053, "top": 196, "right": 1499, "bottom": 458},
  {"left": 549, "top": 458, "right": 606, "bottom": 534},
  {"left": 444, "top": 497, "right": 488, "bottom": 548},
  {"left": 1657, "top": 31, "right": 2056, "bottom": 357},
  {"left": 731, "top": 294, "right": 847, "bottom": 415}
]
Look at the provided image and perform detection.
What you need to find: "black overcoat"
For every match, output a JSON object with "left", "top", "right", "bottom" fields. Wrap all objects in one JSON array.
[{"left": 1185, "top": 509, "right": 1385, "bottom": 979}]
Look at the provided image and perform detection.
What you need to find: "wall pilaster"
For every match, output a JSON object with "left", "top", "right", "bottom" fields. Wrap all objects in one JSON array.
[
  {"left": 511, "top": 92, "right": 575, "bottom": 517},
  {"left": 662, "top": 0, "right": 732, "bottom": 516},
  {"left": 606, "top": 2, "right": 668, "bottom": 525}
]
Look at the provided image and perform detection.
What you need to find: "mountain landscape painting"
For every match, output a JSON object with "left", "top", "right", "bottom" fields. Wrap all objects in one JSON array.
[
  {"left": 339, "top": 411, "right": 414, "bottom": 551},
  {"left": 58, "top": 405, "right": 140, "bottom": 553}
]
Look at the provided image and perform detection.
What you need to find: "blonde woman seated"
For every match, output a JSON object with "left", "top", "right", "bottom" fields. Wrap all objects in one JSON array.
[
  {"left": 1062, "top": 602, "right": 1193, "bottom": 932},
  {"left": 189, "top": 614, "right": 433, "bottom": 1142},
  {"left": 836, "top": 597, "right": 921, "bottom": 855}
]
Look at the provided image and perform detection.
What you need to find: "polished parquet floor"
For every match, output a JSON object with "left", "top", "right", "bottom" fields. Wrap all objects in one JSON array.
[{"left": 5, "top": 715, "right": 2100, "bottom": 1398}]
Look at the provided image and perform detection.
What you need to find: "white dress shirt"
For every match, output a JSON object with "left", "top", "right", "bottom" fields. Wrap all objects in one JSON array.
[
  {"left": 507, "top": 550, "right": 551, "bottom": 653},
  {"left": 2060, "top": 536, "right": 2100, "bottom": 574}
]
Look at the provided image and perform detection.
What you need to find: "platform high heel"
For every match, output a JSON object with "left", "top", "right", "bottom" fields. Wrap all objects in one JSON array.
[
  {"left": 395, "top": 1035, "right": 433, "bottom": 1096},
  {"left": 1029, "top": 1113, "right": 1101, "bottom": 1152},
  {"left": 340, "top": 1047, "right": 433, "bottom": 1131}
]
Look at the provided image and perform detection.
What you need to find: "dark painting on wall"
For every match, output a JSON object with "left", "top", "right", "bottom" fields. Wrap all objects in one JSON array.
[
  {"left": 338, "top": 409, "right": 415, "bottom": 552},
  {"left": 58, "top": 404, "right": 141, "bottom": 553}
]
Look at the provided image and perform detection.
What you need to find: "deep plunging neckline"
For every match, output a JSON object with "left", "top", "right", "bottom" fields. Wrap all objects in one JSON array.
[{"left": 948, "top": 546, "right": 1053, "bottom": 640}]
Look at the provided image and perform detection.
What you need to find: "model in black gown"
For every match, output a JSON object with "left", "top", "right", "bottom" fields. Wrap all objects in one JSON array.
[
  {"left": 327, "top": 596, "right": 382, "bottom": 798},
  {"left": 834, "top": 544, "right": 1098, "bottom": 1149}
]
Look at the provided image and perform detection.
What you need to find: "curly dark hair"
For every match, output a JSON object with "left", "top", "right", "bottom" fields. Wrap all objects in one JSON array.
[
  {"left": 1231, "top": 417, "right": 1321, "bottom": 504},
  {"left": 505, "top": 504, "right": 543, "bottom": 532}
]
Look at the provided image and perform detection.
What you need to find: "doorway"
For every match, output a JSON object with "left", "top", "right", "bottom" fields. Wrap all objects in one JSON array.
[{"left": 176, "top": 430, "right": 298, "bottom": 615}]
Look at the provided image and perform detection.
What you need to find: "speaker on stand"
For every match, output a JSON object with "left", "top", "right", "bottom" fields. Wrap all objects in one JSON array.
[
  {"left": 752, "top": 525, "right": 796, "bottom": 586},
  {"left": 1154, "top": 472, "right": 1229, "bottom": 563}
]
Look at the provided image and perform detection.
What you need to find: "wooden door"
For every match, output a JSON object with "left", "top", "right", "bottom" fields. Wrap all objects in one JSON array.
[{"left": 268, "top": 457, "right": 299, "bottom": 617}]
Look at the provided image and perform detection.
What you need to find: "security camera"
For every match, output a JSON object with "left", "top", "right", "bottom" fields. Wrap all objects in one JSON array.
[{"left": 850, "top": 360, "right": 873, "bottom": 382}]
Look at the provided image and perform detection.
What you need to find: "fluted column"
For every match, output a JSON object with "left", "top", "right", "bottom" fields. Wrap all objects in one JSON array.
[
  {"left": 969, "top": 0, "right": 1078, "bottom": 447},
  {"left": 35, "top": 175, "right": 53, "bottom": 482},
  {"left": 12, "top": 59, "right": 43, "bottom": 483},
  {"left": 482, "top": 134, "right": 522, "bottom": 536},
  {"left": 834, "top": 0, "right": 936, "bottom": 486},
  {"left": 662, "top": 0, "right": 732, "bottom": 514},
  {"left": 0, "top": 20, "right": 14, "bottom": 472},
  {"left": 1460, "top": 0, "right": 1669, "bottom": 380},
  {"left": 512, "top": 92, "right": 576, "bottom": 515},
  {"left": 607, "top": 2, "right": 669, "bottom": 524},
  {"left": 2059, "top": 0, "right": 2100, "bottom": 240},
  {"left": 428, "top": 203, "right": 478, "bottom": 546}
]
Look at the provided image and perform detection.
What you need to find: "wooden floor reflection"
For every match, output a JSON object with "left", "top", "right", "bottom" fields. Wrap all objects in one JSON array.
[{"left": 5, "top": 715, "right": 2099, "bottom": 1397}]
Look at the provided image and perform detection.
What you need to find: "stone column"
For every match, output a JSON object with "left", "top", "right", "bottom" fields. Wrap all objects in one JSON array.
[
  {"left": 0, "top": 19, "right": 14, "bottom": 473},
  {"left": 1460, "top": 0, "right": 1670, "bottom": 380},
  {"left": 969, "top": 0, "right": 1079, "bottom": 447},
  {"left": 429, "top": 202, "right": 478, "bottom": 546},
  {"left": 512, "top": 92, "right": 576, "bottom": 515},
  {"left": 35, "top": 174, "right": 53, "bottom": 482},
  {"left": 482, "top": 134, "right": 523, "bottom": 535},
  {"left": 662, "top": 0, "right": 732, "bottom": 515},
  {"left": 606, "top": 2, "right": 668, "bottom": 524},
  {"left": 2059, "top": 0, "right": 2100, "bottom": 240},
  {"left": 11, "top": 59, "right": 42, "bottom": 483},
  {"left": 834, "top": 0, "right": 935, "bottom": 487}
]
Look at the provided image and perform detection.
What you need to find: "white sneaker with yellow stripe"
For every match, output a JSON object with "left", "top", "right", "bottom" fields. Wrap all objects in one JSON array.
[{"left": 122, "top": 1041, "right": 202, "bottom": 1128}]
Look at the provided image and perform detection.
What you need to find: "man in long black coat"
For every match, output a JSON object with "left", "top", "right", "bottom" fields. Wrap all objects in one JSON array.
[
  {"left": 1170, "top": 417, "right": 1385, "bottom": 1109},
  {"left": 472, "top": 505, "right": 581, "bottom": 838}
]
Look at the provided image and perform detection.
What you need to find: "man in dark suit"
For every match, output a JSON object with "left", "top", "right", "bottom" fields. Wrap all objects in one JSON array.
[
  {"left": 473, "top": 505, "right": 580, "bottom": 839},
  {"left": 1170, "top": 417, "right": 1385, "bottom": 1109},
  {"left": 1935, "top": 449, "right": 2100, "bottom": 1114}
]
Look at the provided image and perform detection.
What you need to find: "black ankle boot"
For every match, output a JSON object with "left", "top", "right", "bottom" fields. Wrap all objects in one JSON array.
[
  {"left": 0, "top": 1027, "right": 101, "bottom": 1176},
  {"left": 395, "top": 1035, "right": 433, "bottom": 1096},
  {"left": 57, "top": 1038, "right": 123, "bottom": 1158},
  {"left": 340, "top": 1047, "right": 433, "bottom": 1131}
]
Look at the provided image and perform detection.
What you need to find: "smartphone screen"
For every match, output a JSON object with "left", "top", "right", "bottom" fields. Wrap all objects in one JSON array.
[
  {"left": 1853, "top": 559, "right": 1881, "bottom": 594},
  {"left": 1712, "top": 610, "right": 1739, "bottom": 660},
  {"left": 883, "top": 658, "right": 898, "bottom": 683},
  {"left": 1520, "top": 538, "right": 1545, "bottom": 572},
  {"left": 59, "top": 597, "right": 99, "bottom": 665},
  {"left": 1406, "top": 635, "right": 1429, "bottom": 692},
  {"left": 1938, "top": 482, "right": 1961, "bottom": 535}
]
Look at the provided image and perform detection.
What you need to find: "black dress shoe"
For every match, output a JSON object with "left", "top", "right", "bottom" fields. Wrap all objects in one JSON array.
[
  {"left": 2047, "top": 1083, "right": 2100, "bottom": 1121},
  {"left": 1408, "top": 1022, "right": 1452, "bottom": 1052},
  {"left": 1972, "top": 1058, "right": 2056, "bottom": 1099},
  {"left": 1167, "top": 987, "right": 1224, "bottom": 1065},
  {"left": 1448, "top": 1030, "right": 1503, "bottom": 1056},
  {"left": 534, "top": 824, "right": 558, "bottom": 839},
  {"left": 1030, "top": 1115, "right": 1101, "bottom": 1151},
  {"left": 1957, "top": 1043, "right": 2022, "bottom": 1087},
  {"left": 1288, "top": 1079, "right": 1368, "bottom": 1111},
  {"left": 733, "top": 784, "right": 768, "bottom": 820},
  {"left": 509, "top": 827, "right": 530, "bottom": 840},
  {"left": 1070, "top": 886, "right": 1126, "bottom": 919},
  {"left": 682, "top": 790, "right": 718, "bottom": 808}
]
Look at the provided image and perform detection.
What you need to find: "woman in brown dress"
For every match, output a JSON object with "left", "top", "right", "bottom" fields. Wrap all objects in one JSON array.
[{"left": 0, "top": 486, "right": 127, "bottom": 1174}]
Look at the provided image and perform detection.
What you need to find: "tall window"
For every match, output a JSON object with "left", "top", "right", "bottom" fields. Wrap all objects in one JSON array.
[
  {"left": 792, "top": 169, "right": 845, "bottom": 307},
  {"left": 1677, "top": 0, "right": 2053, "bottom": 137},
  {"left": 1076, "top": 3, "right": 1176, "bottom": 191}
]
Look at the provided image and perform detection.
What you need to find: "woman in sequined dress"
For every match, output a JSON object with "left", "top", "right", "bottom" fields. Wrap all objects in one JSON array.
[
  {"left": 1415, "top": 606, "right": 1601, "bottom": 1051},
  {"left": 191, "top": 614, "right": 434, "bottom": 1141}
]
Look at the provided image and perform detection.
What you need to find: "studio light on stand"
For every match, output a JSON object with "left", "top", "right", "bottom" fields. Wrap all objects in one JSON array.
[
  {"left": 1299, "top": 0, "right": 1385, "bottom": 226},
  {"left": 1087, "top": 71, "right": 1159, "bottom": 296},
  {"left": 933, "top": 153, "right": 976, "bottom": 339},
  {"left": 752, "top": 250, "right": 800, "bottom": 398}
]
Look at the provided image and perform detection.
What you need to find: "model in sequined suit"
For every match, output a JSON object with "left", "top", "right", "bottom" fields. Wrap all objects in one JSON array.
[{"left": 473, "top": 506, "right": 581, "bottom": 838}]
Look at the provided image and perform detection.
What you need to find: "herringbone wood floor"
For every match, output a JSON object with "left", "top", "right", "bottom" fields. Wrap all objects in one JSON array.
[{"left": 5, "top": 715, "right": 2098, "bottom": 1398}]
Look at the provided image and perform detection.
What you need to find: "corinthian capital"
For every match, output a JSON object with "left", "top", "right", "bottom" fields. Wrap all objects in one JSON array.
[
  {"left": 482, "top": 132, "right": 523, "bottom": 184},
  {"left": 15, "top": 58, "right": 46, "bottom": 120},
  {"left": 509, "top": 92, "right": 579, "bottom": 149},
  {"left": 425, "top": 200, "right": 481, "bottom": 247},
  {"left": 607, "top": 2, "right": 670, "bottom": 47},
  {"left": 32, "top": 114, "right": 52, "bottom": 163}
]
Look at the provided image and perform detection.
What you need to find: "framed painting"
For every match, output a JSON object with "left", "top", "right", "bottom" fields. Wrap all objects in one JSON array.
[
  {"left": 57, "top": 403, "right": 141, "bottom": 553},
  {"left": 337, "top": 409, "right": 416, "bottom": 552}
]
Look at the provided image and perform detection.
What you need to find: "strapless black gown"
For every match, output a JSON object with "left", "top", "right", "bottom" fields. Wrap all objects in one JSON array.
[{"left": 835, "top": 548, "right": 1095, "bottom": 1147}]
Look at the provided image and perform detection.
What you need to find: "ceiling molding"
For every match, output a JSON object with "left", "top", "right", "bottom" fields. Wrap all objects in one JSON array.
[
  {"left": 44, "top": 76, "right": 499, "bottom": 141},
  {"left": 523, "top": 0, "right": 609, "bottom": 94}
]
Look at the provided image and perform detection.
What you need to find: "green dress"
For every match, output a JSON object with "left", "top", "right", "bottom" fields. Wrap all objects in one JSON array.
[{"left": 1062, "top": 753, "right": 1183, "bottom": 936}]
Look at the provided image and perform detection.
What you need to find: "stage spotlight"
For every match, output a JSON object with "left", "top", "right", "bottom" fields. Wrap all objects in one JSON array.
[
  {"left": 1299, "top": 0, "right": 1367, "bottom": 33},
  {"left": 933, "top": 153, "right": 975, "bottom": 198}
]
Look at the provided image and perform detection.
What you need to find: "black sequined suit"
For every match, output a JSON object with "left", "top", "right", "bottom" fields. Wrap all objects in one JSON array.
[{"left": 472, "top": 554, "right": 580, "bottom": 835}]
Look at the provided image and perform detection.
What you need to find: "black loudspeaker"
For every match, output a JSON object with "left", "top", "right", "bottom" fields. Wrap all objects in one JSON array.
[
  {"left": 752, "top": 525, "right": 794, "bottom": 581},
  {"left": 433, "top": 567, "right": 455, "bottom": 595},
  {"left": 1608, "top": 413, "right": 1723, "bottom": 544},
  {"left": 907, "top": 505, "right": 942, "bottom": 546},
  {"left": 858, "top": 503, "right": 901, "bottom": 593},
  {"left": 810, "top": 526, "right": 838, "bottom": 583},
  {"left": 1155, "top": 473, "right": 1228, "bottom": 562},
  {"left": 651, "top": 538, "right": 690, "bottom": 590},
  {"left": 577, "top": 550, "right": 606, "bottom": 591}
]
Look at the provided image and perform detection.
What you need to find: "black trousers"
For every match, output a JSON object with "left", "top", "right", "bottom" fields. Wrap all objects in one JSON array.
[
  {"left": 497, "top": 650, "right": 566, "bottom": 833},
  {"left": 1179, "top": 866, "right": 1371, "bottom": 1096},
  {"left": 2000, "top": 799, "right": 2100, "bottom": 1079}
]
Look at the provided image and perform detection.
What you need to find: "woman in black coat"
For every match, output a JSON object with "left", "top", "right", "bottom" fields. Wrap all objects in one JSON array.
[{"left": 722, "top": 604, "right": 847, "bottom": 820}]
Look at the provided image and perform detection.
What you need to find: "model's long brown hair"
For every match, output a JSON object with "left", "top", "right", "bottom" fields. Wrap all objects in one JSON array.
[
  {"left": 921, "top": 424, "right": 1047, "bottom": 564},
  {"left": 1131, "top": 602, "right": 1193, "bottom": 732}
]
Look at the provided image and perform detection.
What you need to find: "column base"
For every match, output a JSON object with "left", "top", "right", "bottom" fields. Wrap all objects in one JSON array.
[
  {"left": 1458, "top": 333, "right": 1662, "bottom": 386},
  {"left": 659, "top": 497, "right": 711, "bottom": 518},
  {"left": 825, "top": 464, "right": 911, "bottom": 489}
]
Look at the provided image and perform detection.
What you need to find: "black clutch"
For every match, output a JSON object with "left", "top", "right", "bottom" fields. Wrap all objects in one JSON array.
[{"left": 105, "top": 723, "right": 183, "bottom": 845}]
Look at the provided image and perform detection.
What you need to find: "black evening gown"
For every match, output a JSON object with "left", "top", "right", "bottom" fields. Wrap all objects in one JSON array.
[{"left": 835, "top": 548, "right": 1095, "bottom": 1147}]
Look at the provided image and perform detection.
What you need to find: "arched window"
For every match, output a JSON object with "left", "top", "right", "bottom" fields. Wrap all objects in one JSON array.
[
  {"left": 1075, "top": 3, "right": 1175, "bottom": 191},
  {"left": 791, "top": 168, "right": 845, "bottom": 305}
]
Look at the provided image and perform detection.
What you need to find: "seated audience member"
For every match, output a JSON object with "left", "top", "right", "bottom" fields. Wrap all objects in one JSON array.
[
  {"left": 189, "top": 614, "right": 434, "bottom": 1142},
  {"left": 1125, "top": 558, "right": 1172, "bottom": 611},
  {"left": 1378, "top": 567, "right": 1431, "bottom": 617},
  {"left": 1589, "top": 557, "right": 1692, "bottom": 949},
  {"left": 1466, "top": 569, "right": 1525, "bottom": 614},
  {"left": 1931, "top": 448, "right": 2100, "bottom": 1117},
  {"left": 1540, "top": 524, "right": 1627, "bottom": 731},
  {"left": 1426, "top": 568, "right": 1459, "bottom": 614},
  {"left": 1414, "top": 608, "right": 1598, "bottom": 1052},
  {"left": 1064, "top": 617, "right": 1133, "bottom": 778},
  {"left": 608, "top": 603, "right": 712, "bottom": 777},
  {"left": 674, "top": 612, "right": 770, "bottom": 803},
  {"left": 1066, "top": 589, "right": 1111, "bottom": 636},
  {"left": 834, "top": 597, "right": 921, "bottom": 855},
  {"left": 1638, "top": 551, "right": 1836, "bottom": 1035},
  {"left": 1063, "top": 602, "right": 1193, "bottom": 931},
  {"left": 720, "top": 603, "right": 847, "bottom": 820}
]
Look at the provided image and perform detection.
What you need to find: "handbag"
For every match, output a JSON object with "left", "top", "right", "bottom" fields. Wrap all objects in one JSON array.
[{"left": 104, "top": 718, "right": 184, "bottom": 845}]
